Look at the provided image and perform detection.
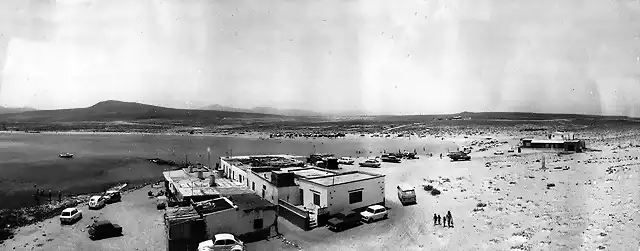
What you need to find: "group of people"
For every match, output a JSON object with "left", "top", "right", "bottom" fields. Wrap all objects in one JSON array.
[
  {"left": 433, "top": 211, "right": 454, "bottom": 228},
  {"left": 33, "top": 185, "right": 62, "bottom": 205}
]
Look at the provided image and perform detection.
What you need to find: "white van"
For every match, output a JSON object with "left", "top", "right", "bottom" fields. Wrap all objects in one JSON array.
[{"left": 397, "top": 184, "right": 416, "bottom": 205}]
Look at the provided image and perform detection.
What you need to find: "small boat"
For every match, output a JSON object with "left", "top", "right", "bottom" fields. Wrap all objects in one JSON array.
[
  {"left": 359, "top": 159, "right": 381, "bottom": 168},
  {"left": 59, "top": 153, "right": 74, "bottom": 158}
]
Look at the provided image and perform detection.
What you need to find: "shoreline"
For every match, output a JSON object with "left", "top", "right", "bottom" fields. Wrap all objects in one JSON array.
[{"left": 0, "top": 180, "right": 161, "bottom": 243}]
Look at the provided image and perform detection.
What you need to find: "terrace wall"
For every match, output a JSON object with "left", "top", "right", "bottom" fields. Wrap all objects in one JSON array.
[{"left": 278, "top": 199, "right": 309, "bottom": 231}]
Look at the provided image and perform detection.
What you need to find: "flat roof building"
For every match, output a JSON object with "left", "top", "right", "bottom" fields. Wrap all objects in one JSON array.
[
  {"left": 163, "top": 165, "right": 253, "bottom": 205},
  {"left": 164, "top": 194, "right": 277, "bottom": 251},
  {"left": 221, "top": 154, "right": 387, "bottom": 231}
]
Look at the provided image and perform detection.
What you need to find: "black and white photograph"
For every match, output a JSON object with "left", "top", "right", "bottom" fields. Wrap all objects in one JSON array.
[{"left": 1, "top": 0, "right": 639, "bottom": 250}]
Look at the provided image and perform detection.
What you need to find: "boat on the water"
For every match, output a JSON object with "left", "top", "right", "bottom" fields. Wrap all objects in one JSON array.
[{"left": 59, "top": 153, "right": 74, "bottom": 158}]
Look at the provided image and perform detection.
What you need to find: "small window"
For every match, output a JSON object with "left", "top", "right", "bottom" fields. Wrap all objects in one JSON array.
[
  {"left": 254, "top": 218, "right": 263, "bottom": 229},
  {"left": 252, "top": 182, "right": 255, "bottom": 191},
  {"left": 349, "top": 190, "right": 363, "bottom": 204},
  {"left": 262, "top": 185, "right": 266, "bottom": 190},
  {"left": 313, "top": 193, "right": 320, "bottom": 206},
  {"left": 214, "top": 240, "right": 225, "bottom": 246}
]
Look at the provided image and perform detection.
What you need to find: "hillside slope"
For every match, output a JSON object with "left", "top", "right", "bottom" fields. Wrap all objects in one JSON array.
[{"left": 0, "top": 100, "right": 288, "bottom": 124}]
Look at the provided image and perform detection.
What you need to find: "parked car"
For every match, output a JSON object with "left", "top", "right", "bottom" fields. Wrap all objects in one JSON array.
[
  {"left": 104, "top": 190, "right": 121, "bottom": 203},
  {"left": 381, "top": 154, "right": 401, "bottom": 163},
  {"left": 337, "top": 157, "right": 355, "bottom": 165},
  {"left": 448, "top": 151, "right": 471, "bottom": 161},
  {"left": 88, "top": 195, "right": 106, "bottom": 210},
  {"left": 59, "top": 207, "right": 82, "bottom": 224},
  {"left": 327, "top": 211, "right": 362, "bottom": 231},
  {"left": 198, "top": 233, "right": 245, "bottom": 251},
  {"left": 360, "top": 205, "right": 388, "bottom": 223},
  {"left": 397, "top": 184, "right": 417, "bottom": 205},
  {"left": 359, "top": 158, "right": 381, "bottom": 168},
  {"left": 494, "top": 150, "right": 505, "bottom": 155},
  {"left": 88, "top": 220, "right": 122, "bottom": 240}
]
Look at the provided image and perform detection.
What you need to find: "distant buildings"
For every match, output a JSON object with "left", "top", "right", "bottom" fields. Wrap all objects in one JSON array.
[{"left": 520, "top": 132, "right": 586, "bottom": 152}]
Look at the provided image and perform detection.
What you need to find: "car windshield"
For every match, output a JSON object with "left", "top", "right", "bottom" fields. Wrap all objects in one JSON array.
[
  {"left": 366, "top": 208, "right": 375, "bottom": 213},
  {"left": 404, "top": 190, "right": 415, "bottom": 195},
  {"left": 61, "top": 212, "right": 71, "bottom": 216}
]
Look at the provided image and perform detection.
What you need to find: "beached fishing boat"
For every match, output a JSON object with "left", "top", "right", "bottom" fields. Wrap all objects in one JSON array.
[{"left": 59, "top": 153, "right": 74, "bottom": 158}]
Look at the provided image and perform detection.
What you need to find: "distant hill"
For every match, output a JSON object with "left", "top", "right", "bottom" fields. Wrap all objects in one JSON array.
[
  {"left": 374, "top": 111, "right": 633, "bottom": 122},
  {"left": 200, "top": 104, "right": 324, "bottom": 117},
  {"left": 0, "top": 100, "right": 288, "bottom": 124},
  {"left": 0, "top": 106, "right": 35, "bottom": 114}
]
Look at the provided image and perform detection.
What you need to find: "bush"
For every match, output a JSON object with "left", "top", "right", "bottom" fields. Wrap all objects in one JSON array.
[
  {"left": 476, "top": 202, "right": 487, "bottom": 208},
  {"left": 430, "top": 188, "right": 441, "bottom": 196},
  {"left": 423, "top": 185, "right": 433, "bottom": 191}
]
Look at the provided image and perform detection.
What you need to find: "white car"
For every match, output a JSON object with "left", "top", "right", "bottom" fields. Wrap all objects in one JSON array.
[
  {"left": 494, "top": 150, "right": 505, "bottom": 155},
  {"left": 360, "top": 205, "right": 388, "bottom": 223},
  {"left": 60, "top": 207, "right": 82, "bottom": 224},
  {"left": 198, "top": 233, "right": 245, "bottom": 251},
  {"left": 337, "top": 157, "right": 355, "bottom": 165},
  {"left": 88, "top": 195, "right": 106, "bottom": 210}
]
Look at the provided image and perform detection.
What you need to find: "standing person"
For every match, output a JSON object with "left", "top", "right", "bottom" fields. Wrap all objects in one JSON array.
[
  {"left": 443, "top": 214, "right": 448, "bottom": 227},
  {"left": 447, "top": 211, "right": 453, "bottom": 227},
  {"left": 433, "top": 213, "right": 438, "bottom": 225},
  {"left": 58, "top": 191, "right": 62, "bottom": 201},
  {"left": 437, "top": 214, "right": 441, "bottom": 225},
  {"left": 48, "top": 190, "right": 52, "bottom": 201}
]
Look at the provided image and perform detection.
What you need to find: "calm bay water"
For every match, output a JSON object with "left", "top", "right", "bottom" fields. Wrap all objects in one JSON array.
[{"left": 0, "top": 133, "right": 457, "bottom": 165}]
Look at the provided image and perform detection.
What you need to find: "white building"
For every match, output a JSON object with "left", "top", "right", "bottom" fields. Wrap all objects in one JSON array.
[
  {"left": 221, "top": 155, "right": 386, "bottom": 230},
  {"left": 219, "top": 155, "right": 305, "bottom": 186},
  {"left": 291, "top": 168, "right": 385, "bottom": 215}
]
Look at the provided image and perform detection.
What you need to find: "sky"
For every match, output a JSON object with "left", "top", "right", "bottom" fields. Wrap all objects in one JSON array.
[{"left": 0, "top": 0, "right": 639, "bottom": 116}]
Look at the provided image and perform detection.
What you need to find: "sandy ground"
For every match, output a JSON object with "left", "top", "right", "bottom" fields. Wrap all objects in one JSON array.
[
  {"left": 277, "top": 143, "right": 640, "bottom": 251},
  {"left": 3, "top": 135, "right": 640, "bottom": 251},
  {"left": 0, "top": 184, "right": 295, "bottom": 251}
]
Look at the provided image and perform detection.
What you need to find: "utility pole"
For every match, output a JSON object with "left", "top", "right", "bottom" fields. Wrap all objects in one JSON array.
[{"left": 207, "top": 147, "right": 211, "bottom": 169}]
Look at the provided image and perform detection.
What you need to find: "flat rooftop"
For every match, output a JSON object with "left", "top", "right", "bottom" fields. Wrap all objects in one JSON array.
[
  {"left": 307, "top": 171, "right": 383, "bottom": 186},
  {"left": 287, "top": 168, "right": 336, "bottom": 179},
  {"left": 163, "top": 169, "right": 252, "bottom": 197},
  {"left": 221, "top": 154, "right": 305, "bottom": 160},
  {"left": 529, "top": 139, "right": 566, "bottom": 144},
  {"left": 227, "top": 193, "right": 276, "bottom": 212},
  {"left": 193, "top": 197, "right": 235, "bottom": 215}
]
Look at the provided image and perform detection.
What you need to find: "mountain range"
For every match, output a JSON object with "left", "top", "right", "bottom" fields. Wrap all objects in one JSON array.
[
  {"left": 0, "top": 100, "right": 289, "bottom": 124},
  {"left": 199, "top": 104, "right": 325, "bottom": 117},
  {"left": 0, "top": 106, "right": 36, "bottom": 114},
  {"left": 0, "top": 100, "right": 635, "bottom": 125}
]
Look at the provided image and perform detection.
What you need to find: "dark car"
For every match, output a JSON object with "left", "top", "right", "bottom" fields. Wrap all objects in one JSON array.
[
  {"left": 381, "top": 154, "right": 401, "bottom": 163},
  {"left": 88, "top": 220, "right": 123, "bottom": 240},
  {"left": 104, "top": 191, "right": 121, "bottom": 203},
  {"left": 327, "top": 211, "right": 362, "bottom": 231}
]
